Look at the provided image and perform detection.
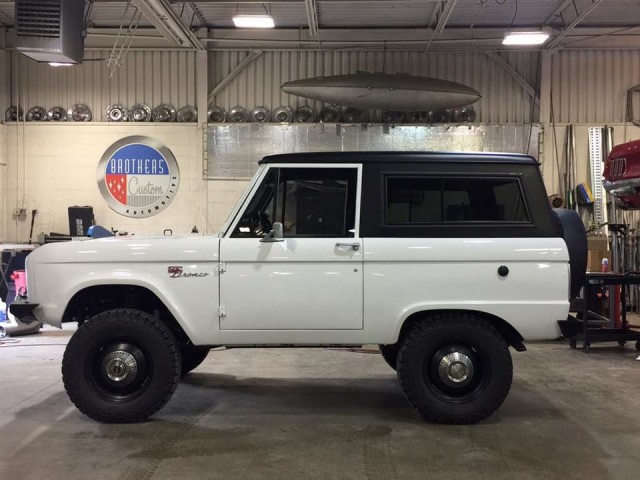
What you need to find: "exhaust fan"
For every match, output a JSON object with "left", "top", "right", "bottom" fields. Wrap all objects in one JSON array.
[{"left": 15, "top": 0, "right": 84, "bottom": 64}]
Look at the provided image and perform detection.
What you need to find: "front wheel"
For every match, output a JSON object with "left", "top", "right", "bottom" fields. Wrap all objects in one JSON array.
[
  {"left": 62, "top": 309, "right": 181, "bottom": 423},
  {"left": 396, "top": 313, "right": 513, "bottom": 424},
  {"left": 180, "top": 344, "right": 211, "bottom": 375}
]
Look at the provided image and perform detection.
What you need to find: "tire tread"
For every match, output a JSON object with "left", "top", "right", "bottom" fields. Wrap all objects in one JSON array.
[
  {"left": 62, "top": 308, "right": 180, "bottom": 423},
  {"left": 396, "top": 312, "right": 512, "bottom": 424}
]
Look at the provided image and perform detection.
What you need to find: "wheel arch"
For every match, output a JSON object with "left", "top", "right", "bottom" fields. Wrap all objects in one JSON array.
[
  {"left": 396, "top": 309, "right": 526, "bottom": 352},
  {"left": 62, "top": 284, "right": 190, "bottom": 344}
]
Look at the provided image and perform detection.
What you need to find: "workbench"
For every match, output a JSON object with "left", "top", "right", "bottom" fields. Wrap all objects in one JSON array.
[{"left": 570, "top": 272, "right": 640, "bottom": 352}]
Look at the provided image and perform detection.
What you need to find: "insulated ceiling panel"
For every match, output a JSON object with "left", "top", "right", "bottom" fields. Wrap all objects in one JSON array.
[
  {"left": 318, "top": 1, "right": 436, "bottom": 28},
  {"left": 88, "top": 3, "right": 155, "bottom": 28},
  {"left": 194, "top": 3, "right": 308, "bottom": 28}
]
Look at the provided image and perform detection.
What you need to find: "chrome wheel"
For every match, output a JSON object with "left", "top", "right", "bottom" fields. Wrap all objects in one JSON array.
[
  {"left": 438, "top": 351, "right": 474, "bottom": 387},
  {"left": 426, "top": 344, "right": 486, "bottom": 404},
  {"left": 89, "top": 342, "right": 150, "bottom": 400}
]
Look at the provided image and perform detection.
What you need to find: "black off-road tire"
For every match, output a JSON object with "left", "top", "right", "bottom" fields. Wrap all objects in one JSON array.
[
  {"left": 62, "top": 309, "right": 181, "bottom": 423},
  {"left": 180, "top": 344, "right": 211, "bottom": 375},
  {"left": 396, "top": 313, "right": 513, "bottom": 424},
  {"left": 378, "top": 344, "right": 399, "bottom": 371}
]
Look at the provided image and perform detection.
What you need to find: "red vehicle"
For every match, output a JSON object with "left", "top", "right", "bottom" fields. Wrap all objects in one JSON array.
[{"left": 603, "top": 139, "right": 640, "bottom": 209}]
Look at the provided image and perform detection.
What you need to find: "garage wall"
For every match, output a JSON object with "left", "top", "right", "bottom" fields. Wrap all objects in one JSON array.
[
  {"left": 549, "top": 50, "right": 640, "bottom": 124},
  {"left": 209, "top": 50, "right": 540, "bottom": 124},
  {"left": 0, "top": 124, "right": 6, "bottom": 240},
  {"left": 0, "top": 50, "right": 8, "bottom": 121},
  {"left": 8, "top": 50, "right": 197, "bottom": 121},
  {"left": 2, "top": 124, "right": 210, "bottom": 243}
]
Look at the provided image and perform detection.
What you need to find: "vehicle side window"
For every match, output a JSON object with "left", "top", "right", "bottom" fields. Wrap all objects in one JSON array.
[
  {"left": 277, "top": 168, "right": 357, "bottom": 237},
  {"left": 386, "top": 176, "right": 530, "bottom": 224},
  {"left": 231, "top": 169, "right": 277, "bottom": 237}
]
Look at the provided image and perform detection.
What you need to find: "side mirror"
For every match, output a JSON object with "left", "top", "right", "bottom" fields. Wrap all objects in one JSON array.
[{"left": 260, "top": 222, "right": 284, "bottom": 243}]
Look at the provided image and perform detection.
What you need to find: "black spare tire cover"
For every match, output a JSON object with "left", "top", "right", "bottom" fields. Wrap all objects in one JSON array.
[{"left": 552, "top": 208, "right": 588, "bottom": 299}]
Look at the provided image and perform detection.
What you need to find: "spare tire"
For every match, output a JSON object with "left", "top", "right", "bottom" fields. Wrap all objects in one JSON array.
[{"left": 552, "top": 209, "right": 588, "bottom": 299}]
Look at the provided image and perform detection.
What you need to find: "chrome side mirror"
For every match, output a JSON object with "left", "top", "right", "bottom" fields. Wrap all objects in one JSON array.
[{"left": 260, "top": 222, "right": 284, "bottom": 243}]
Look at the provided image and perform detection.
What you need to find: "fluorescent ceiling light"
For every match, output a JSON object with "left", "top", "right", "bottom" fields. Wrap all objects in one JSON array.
[
  {"left": 232, "top": 15, "right": 275, "bottom": 28},
  {"left": 48, "top": 62, "right": 75, "bottom": 67},
  {"left": 502, "top": 31, "right": 550, "bottom": 46}
]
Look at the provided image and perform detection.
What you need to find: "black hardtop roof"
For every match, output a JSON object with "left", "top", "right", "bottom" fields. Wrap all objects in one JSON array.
[{"left": 260, "top": 151, "right": 538, "bottom": 165}]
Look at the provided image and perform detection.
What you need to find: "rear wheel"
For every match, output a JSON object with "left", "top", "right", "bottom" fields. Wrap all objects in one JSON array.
[
  {"left": 396, "top": 313, "right": 513, "bottom": 424},
  {"left": 378, "top": 344, "right": 399, "bottom": 371},
  {"left": 180, "top": 344, "right": 211, "bottom": 375},
  {"left": 62, "top": 309, "right": 181, "bottom": 423}
]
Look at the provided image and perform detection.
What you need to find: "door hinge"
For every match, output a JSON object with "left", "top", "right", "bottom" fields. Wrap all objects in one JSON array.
[
  {"left": 218, "top": 305, "right": 226, "bottom": 317},
  {"left": 217, "top": 262, "right": 227, "bottom": 274}
]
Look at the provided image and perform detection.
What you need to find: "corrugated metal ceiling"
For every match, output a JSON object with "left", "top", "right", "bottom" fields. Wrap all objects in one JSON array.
[
  {"left": 0, "top": 0, "right": 638, "bottom": 50},
  {"left": 0, "top": 0, "right": 637, "bottom": 29}
]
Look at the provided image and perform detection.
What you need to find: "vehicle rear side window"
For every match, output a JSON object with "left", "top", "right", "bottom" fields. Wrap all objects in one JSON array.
[{"left": 386, "top": 176, "right": 530, "bottom": 224}]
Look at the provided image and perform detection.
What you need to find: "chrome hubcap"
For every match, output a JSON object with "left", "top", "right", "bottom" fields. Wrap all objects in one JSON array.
[
  {"left": 102, "top": 350, "right": 138, "bottom": 385},
  {"left": 438, "top": 352, "right": 474, "bottom": 387}
]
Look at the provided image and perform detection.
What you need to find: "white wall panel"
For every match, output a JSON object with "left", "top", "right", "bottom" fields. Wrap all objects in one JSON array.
[
  {"left": 549, "top": 50, "right": 640, "bottom": 124},
  {"left": 0, "top": 124, "right": 6, "bottom": 240},
  {"left": 0, "top": 50, "right": 8, "bottom": 120},
  {"left": 9, "top": 50, "right": 197, "bottom": 121},
  {"left": 209, "top": 50, "right": 540, "bottom": 124},
  {"left": 1, "top": 124, "right": 206, "bottom": 243}
]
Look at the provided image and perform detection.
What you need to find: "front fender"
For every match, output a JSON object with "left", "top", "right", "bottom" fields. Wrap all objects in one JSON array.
[{"left": 32, "top": 263, "right": 221, "bottom": 345}]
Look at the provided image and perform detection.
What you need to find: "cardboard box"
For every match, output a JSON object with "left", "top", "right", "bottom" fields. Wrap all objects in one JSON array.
[
  {"left": 587, "top": 249, "right": 612, "bottom": 272},
  {"left": 587, "top": 236, "right": 609, "bottom": 251}
]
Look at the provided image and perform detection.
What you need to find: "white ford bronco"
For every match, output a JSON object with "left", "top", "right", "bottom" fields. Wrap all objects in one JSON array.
[{"left": 11, "top": 152, "right": 587, "bottom": 424}]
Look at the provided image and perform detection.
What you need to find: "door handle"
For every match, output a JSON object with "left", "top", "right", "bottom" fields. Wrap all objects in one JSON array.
[{"left": 335, "top": 242, "right": 360, "bottom": 251}]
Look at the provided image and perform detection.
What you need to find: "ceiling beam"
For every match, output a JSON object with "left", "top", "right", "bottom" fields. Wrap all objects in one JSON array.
[
  {"left": 433, "top": 0, "right": 458, "bottom": 35},
  {"left": 304, "top": 0, "right": 319, "bottom": 38},
  {"left": 487, "top": 52, "right": 539, "bottom": 107},
  {"left": 208, "top": 49, "right": 263, "bottom": 102},
  {"left": 544, "top": 0, "right": 573, "bottom": 25},
  {"left": 180, "top": 3, "right": 206, "bottom": 27},
  {"left": 130, "top": 0, "right": 205, "bottom": 49},
  {"left": 546, "top": 0, "right": 604, "bottom": 49}
]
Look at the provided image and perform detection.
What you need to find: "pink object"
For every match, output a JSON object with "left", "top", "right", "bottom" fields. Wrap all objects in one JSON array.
[{"left": 10, "top": 270, "right": 27, "bottom": 296}]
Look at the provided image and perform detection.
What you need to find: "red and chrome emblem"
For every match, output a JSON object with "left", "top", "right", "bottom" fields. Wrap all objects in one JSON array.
[
  {"left": 168, "top": 266, "right": 183, "bottom": 277},
  {"left": 97, "top": 136, "right": 180, "bottom": 218}
]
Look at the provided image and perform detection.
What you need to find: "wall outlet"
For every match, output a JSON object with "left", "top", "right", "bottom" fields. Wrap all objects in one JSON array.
[{"left": 13, "top": 208, "right": 27, "bottom": 221}]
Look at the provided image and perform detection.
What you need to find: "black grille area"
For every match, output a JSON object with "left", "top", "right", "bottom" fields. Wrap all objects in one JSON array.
[{"left": 16, "top": 0, "right": 61, "bottom": 38}]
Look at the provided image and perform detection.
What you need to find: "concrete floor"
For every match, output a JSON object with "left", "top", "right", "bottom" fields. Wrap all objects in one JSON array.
[{"left": 1, "top": 326, "right": 639, "bottom": 480}]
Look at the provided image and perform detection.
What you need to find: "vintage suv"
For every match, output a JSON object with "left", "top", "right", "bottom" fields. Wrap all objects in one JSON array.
[{"left": 11, "top": 152, "right": 587, "bottom": 424}]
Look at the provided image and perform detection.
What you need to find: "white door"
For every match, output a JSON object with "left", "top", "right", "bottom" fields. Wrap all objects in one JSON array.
[{"left": 219, "top": 164, "right": 363, "bottom": 331}]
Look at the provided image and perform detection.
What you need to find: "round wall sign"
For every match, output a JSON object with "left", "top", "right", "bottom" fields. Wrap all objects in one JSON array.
[{"left": 97, "top": 136, "right": 180, "bottom": 218}]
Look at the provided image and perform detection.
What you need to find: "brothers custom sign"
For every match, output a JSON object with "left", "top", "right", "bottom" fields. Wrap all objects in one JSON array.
[{"left": 97, "top": 136, "right": 180, "bottom": 217}]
